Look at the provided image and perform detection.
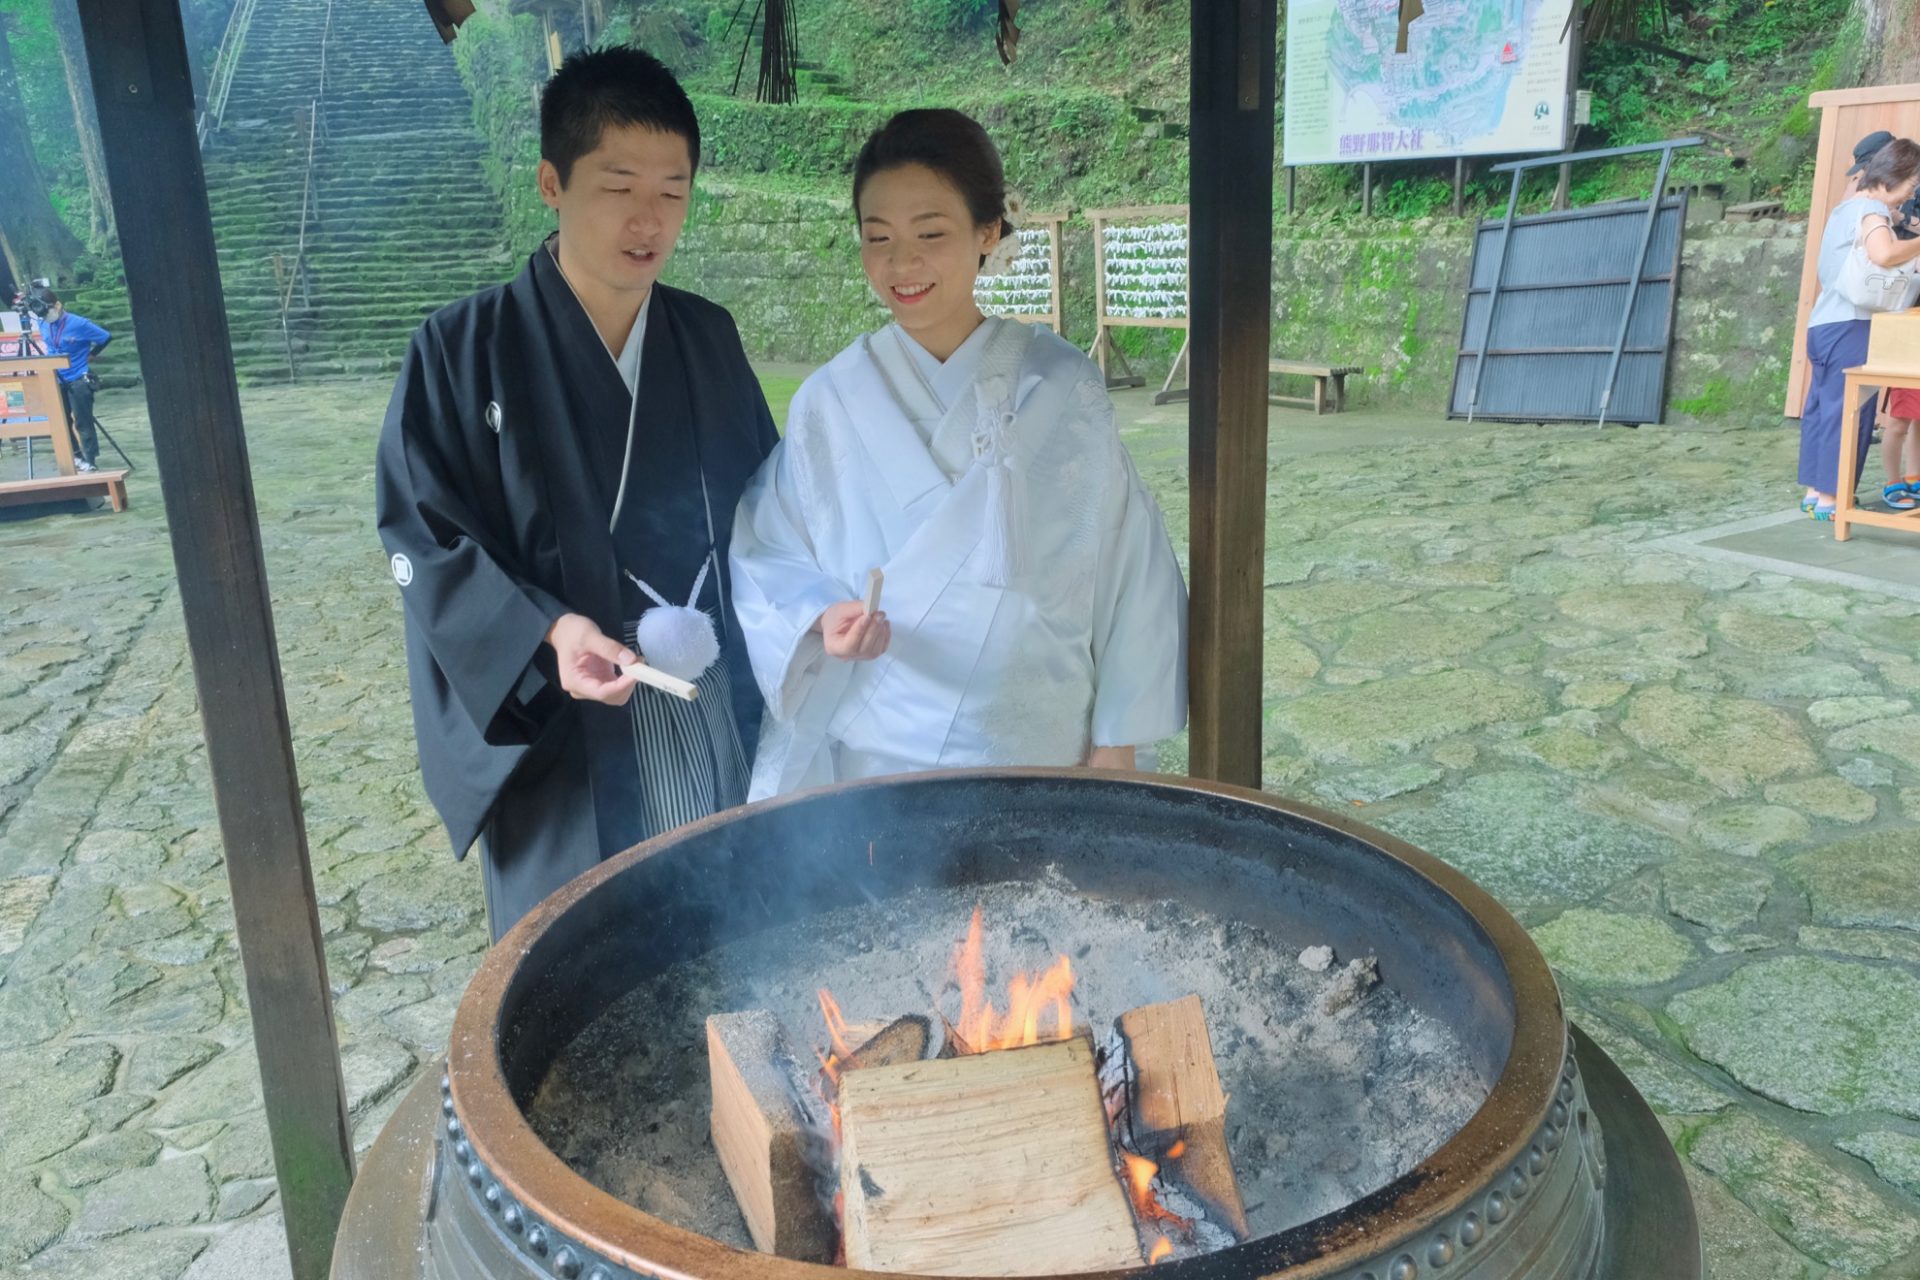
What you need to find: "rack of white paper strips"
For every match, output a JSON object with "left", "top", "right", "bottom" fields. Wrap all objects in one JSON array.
[
  {"left": 973, "top": 213, "right": 1067, "bottom": 334},
  {"left": 1089, "top": 205, "right": 1190, "bottom": 402}
]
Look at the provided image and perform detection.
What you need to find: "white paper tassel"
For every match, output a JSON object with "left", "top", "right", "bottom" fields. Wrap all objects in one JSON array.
[{"left": 627, "top": 560, "right": 721, "bottom": 682}]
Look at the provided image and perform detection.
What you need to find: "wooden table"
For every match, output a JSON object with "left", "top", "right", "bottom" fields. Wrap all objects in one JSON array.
[
  {"left": 1836, "top": 364, "right": 1920, "bottom": 542},
  {"left": 0, "top": 354, "right": 78, "bottom": 474}
]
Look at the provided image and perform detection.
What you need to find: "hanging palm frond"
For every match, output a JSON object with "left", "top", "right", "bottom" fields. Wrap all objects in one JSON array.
[
  {"left": 727, "top": 0, "right": 799, "bottom": 102},
  {"left": 756, "top": 0, "right": 799, "bottom": 103},
  {"left": 1569, "top": 0, "right": 1670, "bottom": 44},
  {"left": 995, "top": 0, "right": 1022, "bottom": 66}
]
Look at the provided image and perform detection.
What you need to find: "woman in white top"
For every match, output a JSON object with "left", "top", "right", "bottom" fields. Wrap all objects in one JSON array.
[
  {"left": 730, "top": 109, "right": 1188, "bottom": 797},
  {"left": 1799, "top": 138, "right": 1920, "bottom": 519}
]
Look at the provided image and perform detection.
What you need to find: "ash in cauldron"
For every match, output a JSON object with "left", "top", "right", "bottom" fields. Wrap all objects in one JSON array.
[{"left": 333, "top": 771, "right": 1701, "bottom": 1280}]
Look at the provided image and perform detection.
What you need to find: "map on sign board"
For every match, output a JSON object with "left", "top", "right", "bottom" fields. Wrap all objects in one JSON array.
[{"left": 1283, "top": 0, "right": 1577, "bottom": 166}]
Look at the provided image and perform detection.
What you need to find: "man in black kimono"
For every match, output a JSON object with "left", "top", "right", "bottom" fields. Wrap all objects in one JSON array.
[{"left": 376, "top": 47, "right": 777, "bottom": 941}]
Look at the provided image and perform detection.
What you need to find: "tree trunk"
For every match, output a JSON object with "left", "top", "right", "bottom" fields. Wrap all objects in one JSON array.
[
  {"left": 48, "top": 0, "right": 115, "bottom": 245},
  {"left": 0, "top": 23, "right": 82, "bottom": 283}
]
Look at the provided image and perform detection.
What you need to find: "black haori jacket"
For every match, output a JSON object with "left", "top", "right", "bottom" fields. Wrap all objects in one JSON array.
[{"left": 375, "top": 243, "right": 777, "bottom": 878}]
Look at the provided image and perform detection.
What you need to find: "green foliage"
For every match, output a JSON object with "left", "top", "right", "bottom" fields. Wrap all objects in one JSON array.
[
  {"left": 1672, "top": 376, "right": 1734, "bottom": 419},
  {"left": 691, "top": 89, "right": 1184, "bottom": 210},
  {"left": 450, "top": 12, "right": 556, "bottom": 254}
]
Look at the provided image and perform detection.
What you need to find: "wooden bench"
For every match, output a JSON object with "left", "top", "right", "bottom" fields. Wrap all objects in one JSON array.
[
  {"left": 1268, "top": 360, "right": 1363, "bottom": 414},
  {"left": 0, "top": 468, "right": 129, "bottom": 513}
]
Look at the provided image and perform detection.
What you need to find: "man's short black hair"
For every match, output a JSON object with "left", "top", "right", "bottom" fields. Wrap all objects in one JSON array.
[{"left": 540, "top": 46, "right": 700, "bottom": 187}]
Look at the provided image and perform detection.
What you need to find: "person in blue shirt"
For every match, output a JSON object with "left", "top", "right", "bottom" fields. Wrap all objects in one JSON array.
[{"left": 35, "top": 290, "right": 112, "bottom": 472}]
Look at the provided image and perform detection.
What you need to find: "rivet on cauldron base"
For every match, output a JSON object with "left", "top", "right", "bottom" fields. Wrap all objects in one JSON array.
[
  {"left": 1429, "top": 1234, "right": 1455, "bottom": 1267},
  {"left": 446, "top": 1116, "right": 461, "bottom": 1139},
  {"left": 1528, "top": 1144, "right": 1547, "bottom": 1176},
  {"left": 441, "top": 1095, "right": 454, "bottom": 1117},
  {"left": 1510, "top": 1167, "right": 1530, "bottom": 1198},
  {"left": 466, "top": 1160, "right": 483, "bottom": 1188},
  {"left": 586, "top": 1269, "right": 614, "bottom": 1280},
  {"left": 1390, "top": 1255, "right": 1418, "bottom": 1280},
  {"left": 553, "top": 1246, "right": 582, "bottom": 1278},
  {"left": 1460, "top": 1212, "right": 1484, "bottom": 1245},
  {"left": 1559, "top": 1077, "right": 1576, "bottom": 1104},
  {"left": 1549, "top": 1100, "right": 1570, "bottom": 1129},
  {"left": 1543, "top": 1123, "right": 1564, "bottom": 1153},
  {"left": 526, "top": 1226, "right": 549, "bottom": 1256},
  {"left": 453, "top": 1140, "right": 471, "bottom": 1163},
  {"left": 1486, "top": 1191, "right": 1510, "bottom": 1223},
  {"left": 503, "top": 1204, "right": 524, "bottom": 1233},
  {"left": 483, "top": 1183, "right": 502, "bottom": 1212}
]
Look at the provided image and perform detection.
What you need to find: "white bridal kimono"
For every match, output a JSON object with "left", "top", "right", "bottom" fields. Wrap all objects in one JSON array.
[{"left": 730, "top": 316, "right": 1188, "bottom": 798}]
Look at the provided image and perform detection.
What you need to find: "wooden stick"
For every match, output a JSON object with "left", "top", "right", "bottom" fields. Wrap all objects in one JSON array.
[
  {"left": 863, "top": 567, "right": 884, "bottom": 615},
  {"left": 618, "top": 661, "right": 698, "bottom": 701}
]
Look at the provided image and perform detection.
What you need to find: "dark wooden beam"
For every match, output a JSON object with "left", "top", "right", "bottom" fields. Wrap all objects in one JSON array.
[
  {"left": 74, "top": 4, "right": 354, "bottom": 1277},
  {"left": 1186, "top": 0, "right": 1275, "bottom": 788}
]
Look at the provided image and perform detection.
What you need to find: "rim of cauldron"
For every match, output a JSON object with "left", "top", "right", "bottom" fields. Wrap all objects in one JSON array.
[{"left": 448, "top": 768, "right": 1569, "bottom": 1280}]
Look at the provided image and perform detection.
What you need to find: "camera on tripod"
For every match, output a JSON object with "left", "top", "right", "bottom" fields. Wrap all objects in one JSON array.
[{"left": 11, "top": 277, "right": 54, "bottom": 324}]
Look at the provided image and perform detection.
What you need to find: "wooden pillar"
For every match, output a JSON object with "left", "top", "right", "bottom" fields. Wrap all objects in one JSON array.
[
  {"left": 1186, "top": 0, "right": 1275, "bottom": 788},
  {"left": 75, "top": 5, "right": 354, "bottom": 1278},
  {"left": 1453, "top": 156, "right": 1466, "bottom": 217},
  {"left": 1362, "top": 162, "right": 1374, "bottom": 216}
]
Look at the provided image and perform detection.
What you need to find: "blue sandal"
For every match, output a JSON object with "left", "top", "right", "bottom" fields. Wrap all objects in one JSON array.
[
  {"left": 1885, "top": 483, "right": 1918, "bottom": 511},
  {"left": 1809, "top": 501, "right": 1837, "bottom": 522}
]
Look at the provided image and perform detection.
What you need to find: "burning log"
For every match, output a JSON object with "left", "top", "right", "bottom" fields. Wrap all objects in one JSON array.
[
  {"left": 837, "top": 1036, "right": 1142, "bottom": 1276},
  {"left": 843, "top": 1013, "right": 931, "bottom": 1071},
  {"left": 1099, "top": 995, "right": 1249, "bottom": 1254},
  {"left": 706, "top": 1011, "right": 837, "bottom": 1263}
]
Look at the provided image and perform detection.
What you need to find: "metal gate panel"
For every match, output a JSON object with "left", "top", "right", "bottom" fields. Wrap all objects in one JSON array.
[{"left": 1450, "top": 194, "right": 1689, "bottom": 426}]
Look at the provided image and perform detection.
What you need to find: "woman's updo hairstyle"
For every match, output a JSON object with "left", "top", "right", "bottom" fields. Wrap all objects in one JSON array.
[{"left": 853, "top": 109, "right": 1015, "bottom": 266}]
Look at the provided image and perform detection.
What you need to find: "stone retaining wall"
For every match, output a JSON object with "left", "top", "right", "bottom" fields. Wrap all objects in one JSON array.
[{"left": 669, "top": 185, "right": 1809, "bottom": 426}]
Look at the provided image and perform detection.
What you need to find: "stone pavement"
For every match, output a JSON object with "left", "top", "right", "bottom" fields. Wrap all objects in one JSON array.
[{"left": 2, "top": 381, "right": 1919, "bottom": 1278}]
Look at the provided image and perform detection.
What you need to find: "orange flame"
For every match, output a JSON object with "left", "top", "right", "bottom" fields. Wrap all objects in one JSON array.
[
  {"left": 1121, "top": 1151, "right": 1192, "bottom": 1230},
  {"left": 818, "top": 988, "right": 856, "bottom": 1061},
  {"left": 1165, "top": 1139, "right": 1187, "bottom": 1160},
  {"left": 948, "top": 905, "right": 1076, "bottom": 1052},
  {"left": 1148, "top": 1236, "right": 1174, "bottom": 1264}
]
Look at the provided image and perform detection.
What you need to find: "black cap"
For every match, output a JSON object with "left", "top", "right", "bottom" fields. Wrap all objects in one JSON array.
[{"left": 1849, "top": 130, "right": 1895, "bottom": 175}]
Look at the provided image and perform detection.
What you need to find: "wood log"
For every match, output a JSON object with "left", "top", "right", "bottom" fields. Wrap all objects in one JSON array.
[
  {"left": 1110, "top": 995, "right": 1249, "bottom": 1241},
  {"left": 838, "top": 1036, "right": 1142, "bottom": 1276},
  {"left": 706, "top": 1011, "right": 836, "bottom": 1262},
  {"left": 844, "top": 1014, "right": 930, "bottom": 1072}
]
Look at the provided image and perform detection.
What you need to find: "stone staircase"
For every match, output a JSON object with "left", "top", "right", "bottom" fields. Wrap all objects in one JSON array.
[{"left": 92, "top": 0, "right": 515, "bottom": 386}]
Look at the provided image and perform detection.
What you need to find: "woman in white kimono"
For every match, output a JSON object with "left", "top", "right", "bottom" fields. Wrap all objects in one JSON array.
[{"left": 730, "top": 109, "right": 1187, "bottom": 798}]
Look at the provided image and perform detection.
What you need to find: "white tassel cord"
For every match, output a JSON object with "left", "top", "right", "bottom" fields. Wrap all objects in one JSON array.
[{"left": 973, "top": 378, "right": 1019, "bottom": 587}]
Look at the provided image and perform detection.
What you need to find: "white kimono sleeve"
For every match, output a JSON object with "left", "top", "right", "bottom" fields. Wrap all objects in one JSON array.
[
  {"left": 1086, "top": 387, "right": 1189, "bottom": 749},
  {"left": 729, "top": 425, "right": 848, "bottom": 720}
]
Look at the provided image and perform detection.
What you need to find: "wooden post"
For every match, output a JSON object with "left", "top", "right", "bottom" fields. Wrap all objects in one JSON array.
[
  {"left": 1552, "top": 2, "right": 1584, "bottom": 212},
  {"left": 1453, "top": 156, "right": 1466, "bottom": 216},
  {"left": 1286, "top": 165, "right": 1296, "bottom": 216},
  {"left": 75, "top": 5, "right": 354, "bottom": 1278},
  {"left": 1187, "top": 0, "right": 1274, "bottom": 788},
  {"left": 1362, "top": 162, "right": 1373, "bottom": 216}
]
